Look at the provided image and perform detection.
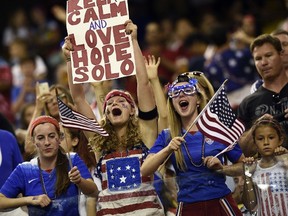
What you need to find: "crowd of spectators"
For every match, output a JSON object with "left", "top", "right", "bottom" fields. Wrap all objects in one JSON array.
[{"left": 0, "top": 0, "right": 288, "bottom": 215}]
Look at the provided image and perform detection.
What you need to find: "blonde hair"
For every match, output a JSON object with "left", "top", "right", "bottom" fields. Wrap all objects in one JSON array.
[{"left": 167, "top": 73, "right": 210, "bottom": 171}]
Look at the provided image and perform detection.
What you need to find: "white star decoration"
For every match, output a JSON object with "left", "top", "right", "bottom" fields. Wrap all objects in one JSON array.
[
  {"left": 120, "top": 175, "right": 127, "bottom": 183},
  {"left": 106, "top": 157, "right": 142, "bottom": 191}
]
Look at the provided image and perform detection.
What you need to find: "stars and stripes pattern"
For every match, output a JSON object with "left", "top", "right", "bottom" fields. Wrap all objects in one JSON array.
[
  {"left": 57, "top": 97, "right": 109, "bottom": 136},
  {"left": 96, "top": 149, "right": 164, "bottom": 216},
  {"left": 196, "top": 88, "right": 245, "bottom": 146},
  {"left": 253, "top": 163, "right": 288, "bottom": 215}
]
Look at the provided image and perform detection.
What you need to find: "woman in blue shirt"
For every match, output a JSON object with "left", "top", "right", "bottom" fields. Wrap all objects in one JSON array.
[
  {"left": 141, "top": 73, "right": 244, "bottom": 216},
  {"left": 0, "top": 115, "right": 98, "bottom": 215}
]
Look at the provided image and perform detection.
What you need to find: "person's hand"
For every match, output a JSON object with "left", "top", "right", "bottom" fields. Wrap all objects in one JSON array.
[
  {"left": 274, "top": 146, "right": 288, "bottom": 155},
  {"left": 34, "top": 82, "right": 51, "bottom": 111},
  {"left": 242, "top": 157, "right": 257, "bottom": 176},
  {"left": 69, "top": 166, "right": 82, "bottom": 185},
  {"left": 29, "top": 194, "right": 51, "bottom": 207},
  {"left": 62, "top": 36, "right": 74, "bottom": 61},
  {"left": 259, "top": 113, "right": 273, "bottom": 121},
  {"left": 167, "top": 136, "right": 185, "bottom": 152},
  {"left": 144, "top": 55, "right": 161, "bottom": 81},
  {"left": 124, "top": 19, "right": 137, "bottom": 40},
  {"left": 203, "top": 156, "right": 223, "bottom": 170},
  {"left": 242, "top": 157, "right": 255, "bottom": 164}
]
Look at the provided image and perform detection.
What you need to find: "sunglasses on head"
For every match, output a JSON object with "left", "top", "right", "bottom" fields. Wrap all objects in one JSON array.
[{"left": 189, "top": 71, "right": 204, "bottom": 76}]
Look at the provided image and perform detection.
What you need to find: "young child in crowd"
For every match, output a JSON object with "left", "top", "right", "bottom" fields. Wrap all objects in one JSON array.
[{"left": 243, "top": 116, "right": 288, "bottom": 215}]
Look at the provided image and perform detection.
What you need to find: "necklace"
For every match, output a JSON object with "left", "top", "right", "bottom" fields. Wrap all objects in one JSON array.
[
  {"left": 183, "top": 134, "right": 205, "bottom": 167},
  {"left": 37, "top": 157, "right": 56, "bottom": 199}
]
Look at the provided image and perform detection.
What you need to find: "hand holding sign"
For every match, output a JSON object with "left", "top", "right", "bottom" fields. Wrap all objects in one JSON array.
[
  {"left": 62, "top": 36, "right": 74, "bottom": 61},
  {"left": 124, "top": 19, "right": 137, "bottom": 39}
]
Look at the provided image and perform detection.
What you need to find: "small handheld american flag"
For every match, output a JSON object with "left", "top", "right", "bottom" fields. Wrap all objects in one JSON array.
[
  {"left": 57, "top": 97, "right": 109, "bottom": 136},
  {"left": 196, "top": 87, "right": 245, "bottom": 146}
]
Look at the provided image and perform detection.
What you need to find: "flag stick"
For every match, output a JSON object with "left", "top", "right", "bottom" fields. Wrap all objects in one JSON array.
[
  {"left": 158, "top": 79, "right": 228, "bottom": 171},
  {"left": 60, "top": 123, "right": 74, "bottom": 169},
  {"left": 55, "top": 88, "right": 73, "bottom": 169}
]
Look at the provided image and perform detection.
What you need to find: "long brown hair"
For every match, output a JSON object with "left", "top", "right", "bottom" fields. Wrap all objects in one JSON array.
[
  {"left": 55, "top": 147, "right": 70, "bottom": 196},
  {"left": 69, "top": 128, "right": 97, "bottom": 170}
]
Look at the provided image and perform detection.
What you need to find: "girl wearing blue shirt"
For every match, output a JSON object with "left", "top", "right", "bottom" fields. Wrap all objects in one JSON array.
[
  {"left": 141, "top": 73, "right": 244, "bottom": 216},
  {"left": 0, "top": 116, "right": 98, "bottom": 215}
]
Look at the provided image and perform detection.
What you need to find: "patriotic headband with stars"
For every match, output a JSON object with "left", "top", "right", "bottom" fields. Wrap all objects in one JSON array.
[
  {"left": 30, "top": 115, "right": 60, "bottom": 136},
  {"left": 103, "top": 90, "right": 135, "bottom": 112}
]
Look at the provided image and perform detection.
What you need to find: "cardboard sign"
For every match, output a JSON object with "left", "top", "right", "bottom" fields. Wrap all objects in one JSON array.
[{"left": 66, "top": 0, "right": 135, "bottom": 83}]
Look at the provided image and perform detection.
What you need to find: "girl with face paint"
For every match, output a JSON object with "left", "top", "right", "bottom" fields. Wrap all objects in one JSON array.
[
  {"left": 62, "top": 20, "right": 164, "bottom": 215},
  {"left": 141, "top": 72, "right": 245, "bottom": 216},
  {"left": 0, "top": 116, "right": 98, "bottom": 215}
]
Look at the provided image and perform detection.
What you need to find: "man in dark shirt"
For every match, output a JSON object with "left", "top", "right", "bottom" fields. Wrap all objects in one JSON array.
[{"left": 237, "top": 34, "right": 288, "bottom": 156}]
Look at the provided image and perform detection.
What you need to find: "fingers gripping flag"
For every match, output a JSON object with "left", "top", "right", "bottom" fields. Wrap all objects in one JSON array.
[
  {"left": 57, "top": 97, "right": 109, "bottom": 136},
  {"left": 196, "top": 88, "right": 245, "bottom": 146}
]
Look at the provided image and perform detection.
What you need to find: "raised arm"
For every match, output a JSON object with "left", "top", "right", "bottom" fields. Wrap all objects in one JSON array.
[
  {"left": 62, "top": 37, "right": 97, "bottom": 140},
  {"left": 124, "top": 20, "right": 157, "bottom": 148},
  {"left": 145, "top": 55, "right": 168, "bottom": 133},
  {"left": 238, "top": 130, "right": 257, "bottom": 157}
]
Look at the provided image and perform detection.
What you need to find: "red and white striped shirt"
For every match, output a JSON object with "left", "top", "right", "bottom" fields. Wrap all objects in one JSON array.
[
  {"left": 253, "top": 162, "right": 288, "bottom": 216},
  {"left": 96, "top": 146, "right": 164, "bottom": 216}
]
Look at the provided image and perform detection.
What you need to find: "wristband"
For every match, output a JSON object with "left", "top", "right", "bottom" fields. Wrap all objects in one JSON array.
[{"left": 138, "top": 106, "right": 158, "bottom": 120}]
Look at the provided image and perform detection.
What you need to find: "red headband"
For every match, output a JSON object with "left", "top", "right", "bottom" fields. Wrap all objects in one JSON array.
[
  {"left": 30, "top": 116, "right": 60, "bottom": 136},
  {"left": 103, "top": 90, "right": 135, "bottom": 112}
]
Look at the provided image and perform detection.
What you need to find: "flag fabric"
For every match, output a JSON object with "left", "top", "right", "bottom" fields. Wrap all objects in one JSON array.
[
  {"left": 196, "top": 88, "right": 245, "bottom": 146},
  {"left": 57, "top": 97, "right": 109, "bottom": 136},
  {"left": 97, "top": 149, "right": 164, "bottom": 216}
]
